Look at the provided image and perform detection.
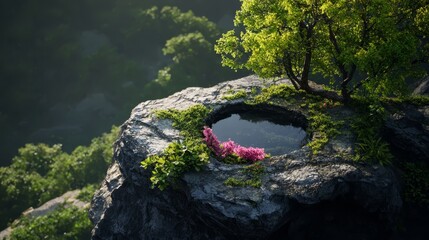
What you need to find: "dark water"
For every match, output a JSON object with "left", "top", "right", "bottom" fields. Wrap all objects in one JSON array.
[{"left": 211, "top": 113, "right": 307, "bottom": 156}]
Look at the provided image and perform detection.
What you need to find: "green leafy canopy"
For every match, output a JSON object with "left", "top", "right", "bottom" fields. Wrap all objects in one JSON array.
[
  {"left": 215, "top": 0, "right": 429, "bottom": 100},
  {"left": 0, "top": 126, "right": 119, "bottom": 228}
]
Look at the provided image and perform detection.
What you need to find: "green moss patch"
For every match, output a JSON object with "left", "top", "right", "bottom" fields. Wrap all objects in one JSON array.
[
  {"left": 222, "top": 89, "right": 248, "bottom": 100},
  {"left": 224, "top": 162, "right": 265, "bottom": 188},
  {"left": 142, "top": 104, "right": 211, "bottom": 190}
]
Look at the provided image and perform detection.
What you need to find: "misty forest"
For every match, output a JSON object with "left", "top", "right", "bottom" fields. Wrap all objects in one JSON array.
[{"left": 1, "top": 0, "right": 429, "bottom": 239}]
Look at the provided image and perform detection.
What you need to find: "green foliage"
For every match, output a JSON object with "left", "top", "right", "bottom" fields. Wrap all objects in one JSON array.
[
  {"left": 354, "top": 137, "right": 392, "bottom": 166},
  {"left": 243, "top": 162, "right": 265, "bottom": 175},
  {"left": 351, "top": 101, "right": 392, "bottom": 165},
  {"left": 141, "top": 6, "right": 246, "bottom": 96},
  {"left": 154, "top": 30, "right": 219, "bottom": 89},
  {"left": 307, "top": 111, "right": 342, "bottom": 155},
  {"left": 215, "top": 0, "right": 428, "bottom": 98},
  {"left": 0, "top": 1, "right": 245, "bottom": 163},
  {"left": 8, "top": 206, "right": 92, "bottom": 240},
  {"left": 141, "top": 138, "right": 210, "bottom": 190},
  {"left": 402, "top": 162, "right": 429, "bottom": 205},
  {"left": 155, "top": 104, "right": 211, "bottom": 138},
  {"left": 163, "top": 32, "right": 213, "bottom": 64},
  {"left": 221, "top": 154, "right": 248, "bottom": 164},
  {"left": 248, "top": 84, "right": 299, "bottom": 105},
  {"left": 140, "top": 6, "right": 219, "bottom": 40},
  {"left": 224, "top": 177, "right": 262, "bottom": 188},
  {"left": 222, "top": 89, "right": 248, "bottom": 100},
  {"left": 381, "top": 95, "right": 429, "bottom": 106},
  {"left": 224, "top": 162, "right": 265, "bottom": 188},
  {"left": 77, "top": 184, "right": 99, "bottom": 202},
  {"left": 11, "top": 144, "right": 64, "bottom": 176},
  {"left": 0, "top": 126, "right": 119, "bottom": 228},
  {"left": 143, "top": 105, "right": 212, "bottom": 190}
]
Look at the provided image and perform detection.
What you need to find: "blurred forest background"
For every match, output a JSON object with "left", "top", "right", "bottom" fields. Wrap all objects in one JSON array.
[{"left": 0, "top": 0, "right": 247, "bottom": 166}]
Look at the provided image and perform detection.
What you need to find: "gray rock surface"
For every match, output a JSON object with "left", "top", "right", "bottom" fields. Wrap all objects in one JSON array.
[
  {"left": 413, "top": 76, "right": 429, "bottom": 95},
  {"left": 384, "top": 104, "right": 429, "bottom": 163},
  {"left": 90, "top": 76, "right": 402, "bottom": 240}
]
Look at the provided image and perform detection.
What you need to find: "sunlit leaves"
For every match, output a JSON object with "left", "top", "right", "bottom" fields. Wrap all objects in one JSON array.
[
  {"left": 142, "top": 138, "right": 210, "bottom": 190},
  {"left": 214, "top": 30, "right": 244, "bottom": 70},
  {"left": 163, "top": 32, "right": 212, "bottom": 64},
  {"left": 416, "top": 5, "right": 429, "bottom": 35},
  {"left": 139, "top": 6, "right": 218, "bottom": 40},
  {"left": 9, "top": 206, "right": 92, "bottom": 240},
  {"left": 216, "top": 0, "right": 428, "bottom": 98},
  {"left": 142, "top": 105, "right": 212, "bottom": 190},
  {"left": 0, "top": 126, "right": 119, "bottom": 228}
]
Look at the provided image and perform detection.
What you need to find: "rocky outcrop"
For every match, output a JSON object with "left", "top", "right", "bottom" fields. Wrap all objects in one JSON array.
[
  {"left": 384, "top": 104, "right": 429, "bottom": 163},
  {"left": 384, "top": 76, "right": 429, "bottom": 162},
  {"left": 90, "top": 76, "right": 402, "bottom": 239}
]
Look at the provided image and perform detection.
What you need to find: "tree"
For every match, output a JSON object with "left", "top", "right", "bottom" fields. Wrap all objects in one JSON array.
[
  {"left": 215, "top": 0, "right": 429, "bottom": 101},
  {"left": 139, "top": 6, "right": 246, "bottom": 98},
  {"left": 0, "top": 126, "right": 118, "bottom": 229}
]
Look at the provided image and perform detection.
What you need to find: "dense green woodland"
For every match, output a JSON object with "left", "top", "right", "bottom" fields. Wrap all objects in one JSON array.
[
  {"left": 0, "top": 126, "right": 118, "bottom": 230},
  {"left": 0, "top": 0, "right": 246, "bottom": 164},
  {"left": 0, "top": 0, "right": 245, "bottom": 237}
]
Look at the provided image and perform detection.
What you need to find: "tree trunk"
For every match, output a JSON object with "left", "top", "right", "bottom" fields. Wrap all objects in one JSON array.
[{"left": 341, "top": 85, "right": 351, "bottom": 103}]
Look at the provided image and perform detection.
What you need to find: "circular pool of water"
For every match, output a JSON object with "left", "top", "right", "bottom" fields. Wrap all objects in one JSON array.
[{"left": 210, "top": 109, "right": 307, "bottom": 156}]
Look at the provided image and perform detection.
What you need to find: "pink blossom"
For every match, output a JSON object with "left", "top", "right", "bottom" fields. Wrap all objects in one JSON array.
[
  {"left": 221, "top": 140, "right": 236, "bottom": 157},
  {"left": 233, "top": 145, "right": 265, "bottom": 162},
  {"left": 203, "top": 126, "right": 222, "bottom": 156},
  {"left": 202, "top": 127, "right": 265, "bottom": 162}
]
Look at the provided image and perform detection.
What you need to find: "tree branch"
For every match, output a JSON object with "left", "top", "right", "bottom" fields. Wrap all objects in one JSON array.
[
  {"left": 348, "top": 77, "right": 370, "bottom": 95},
  {"left": 282, "top": 52, "right": 300, "bottom": 89},
  {"left": 328, "top": 23, "right": 348, "bottom": 80}
]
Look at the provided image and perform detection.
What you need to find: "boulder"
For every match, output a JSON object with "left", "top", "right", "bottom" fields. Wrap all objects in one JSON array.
[
  {"left": 384, "top": 104, "right": 429, "bottom": 163},
  {"left": 90, "top": 76, "right": 401, "bottom": 239}
]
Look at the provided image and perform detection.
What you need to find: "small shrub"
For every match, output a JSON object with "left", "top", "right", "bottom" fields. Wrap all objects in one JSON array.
[
  {"left": 307, "top": 111, "right": 343, "bottom": 154},
  {"left": 142, "top": 138, "right": 210, "bottom": 190},
  {"left": 142, "top": 105, "right": 212, "bottom": 190},
  {"left": 155, "top": 104, "right": 211, "bottom": 138},
  {"left": 9, "top": 205, "right": 92, "bottom": 240},
  {"left": 222, "top": 89, "right": 247, "bottom": 100},
  {"left": 77, "top": 184, "right": 98, "bottom": 202},
  {"left": 355, "top": 137, "right": 392, "bottom": 165},
  {"left": 351, "top": 100, "right": 392, "bottom": 165}
]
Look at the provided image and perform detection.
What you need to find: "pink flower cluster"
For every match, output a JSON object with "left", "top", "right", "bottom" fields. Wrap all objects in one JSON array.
[
  {"left": 203, "top": 126, "right": 265, "bottom": 162},
  {"left": 202, "top": 126, "right": 222, "bottom": 155}
]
